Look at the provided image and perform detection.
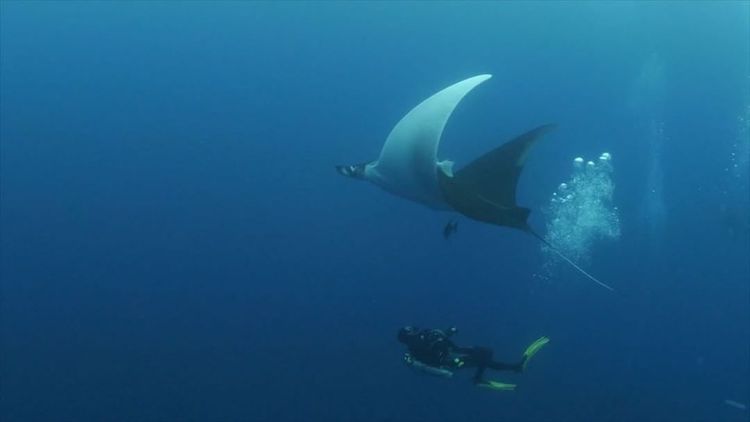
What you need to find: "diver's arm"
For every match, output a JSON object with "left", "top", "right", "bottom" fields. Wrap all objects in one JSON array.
[{"left": 404, "top": 354, "right": 453, "bottom": 378}]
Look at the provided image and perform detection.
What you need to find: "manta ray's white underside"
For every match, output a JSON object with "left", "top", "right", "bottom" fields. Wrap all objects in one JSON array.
[{"left": 364, "top": 74, "right": 493, "bottom": 209}]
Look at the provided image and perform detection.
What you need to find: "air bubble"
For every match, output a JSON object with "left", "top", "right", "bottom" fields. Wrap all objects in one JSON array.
[{"left": 542, "top": 153, "right": 621, "bottom": 267}]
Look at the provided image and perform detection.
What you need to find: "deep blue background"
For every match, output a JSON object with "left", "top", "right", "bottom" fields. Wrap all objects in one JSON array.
[{"left": 1, "top": 2, "right": 748, "bottom": 421}]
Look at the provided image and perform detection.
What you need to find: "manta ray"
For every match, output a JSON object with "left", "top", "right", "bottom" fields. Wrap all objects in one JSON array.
[{"left": 336, "top": 74, "right": 613, "bottom": 291}]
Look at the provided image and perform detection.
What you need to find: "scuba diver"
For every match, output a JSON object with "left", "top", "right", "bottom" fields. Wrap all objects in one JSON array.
[{"left": 397, "top": 326, "right": 549, "bottom": 391}]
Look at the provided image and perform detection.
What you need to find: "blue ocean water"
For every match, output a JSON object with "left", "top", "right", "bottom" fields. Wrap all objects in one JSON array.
[{"left": 1, "top": 1, "right": 748, "bottom": 421}]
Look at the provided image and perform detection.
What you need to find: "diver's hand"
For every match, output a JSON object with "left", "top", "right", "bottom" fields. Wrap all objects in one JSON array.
[{"left": 404, "top": 353, "right": 414, "bottom": 365}]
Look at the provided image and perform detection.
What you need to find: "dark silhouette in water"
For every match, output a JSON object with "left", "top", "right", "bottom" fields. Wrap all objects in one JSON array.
[
  {"left": 437, "top": 124, "right": 614, "bottom": 291},
  {"left": 397, "top": 326, "right": 549, "bottom": 391},
  {"left": 443, "top": 219, "right": 458, "bottom": 239}
]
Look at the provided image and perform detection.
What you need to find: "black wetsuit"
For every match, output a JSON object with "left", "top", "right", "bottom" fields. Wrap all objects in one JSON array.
[{"left": 400, "top": 328, "right": 522, "bottom": 383}]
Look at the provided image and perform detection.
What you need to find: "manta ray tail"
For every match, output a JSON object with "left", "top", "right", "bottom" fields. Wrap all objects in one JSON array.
[{"left": 526, "top": 228, "right": 615, "bottom": 292}]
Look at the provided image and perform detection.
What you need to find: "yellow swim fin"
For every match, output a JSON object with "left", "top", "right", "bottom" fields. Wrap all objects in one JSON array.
[
  {"left": 522, "top": 336, "right": 549, "bottom": 370},
  {"left": 477, "top": 380, "right": 516, "bottom": 391}
]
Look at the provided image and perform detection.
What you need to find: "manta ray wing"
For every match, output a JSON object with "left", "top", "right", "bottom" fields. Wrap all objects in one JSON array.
[
  {"left": 365, "top": 74, "right": 492, "bottom": 209},
  {"left": 438, "top": 124, "right": 615, "bottom": 291},
  {"left": 454, "top": 124, "right": 556, "bottom": 208},
  {"left": 438, "top": 124, "right": 557, "bottom": 229}
]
